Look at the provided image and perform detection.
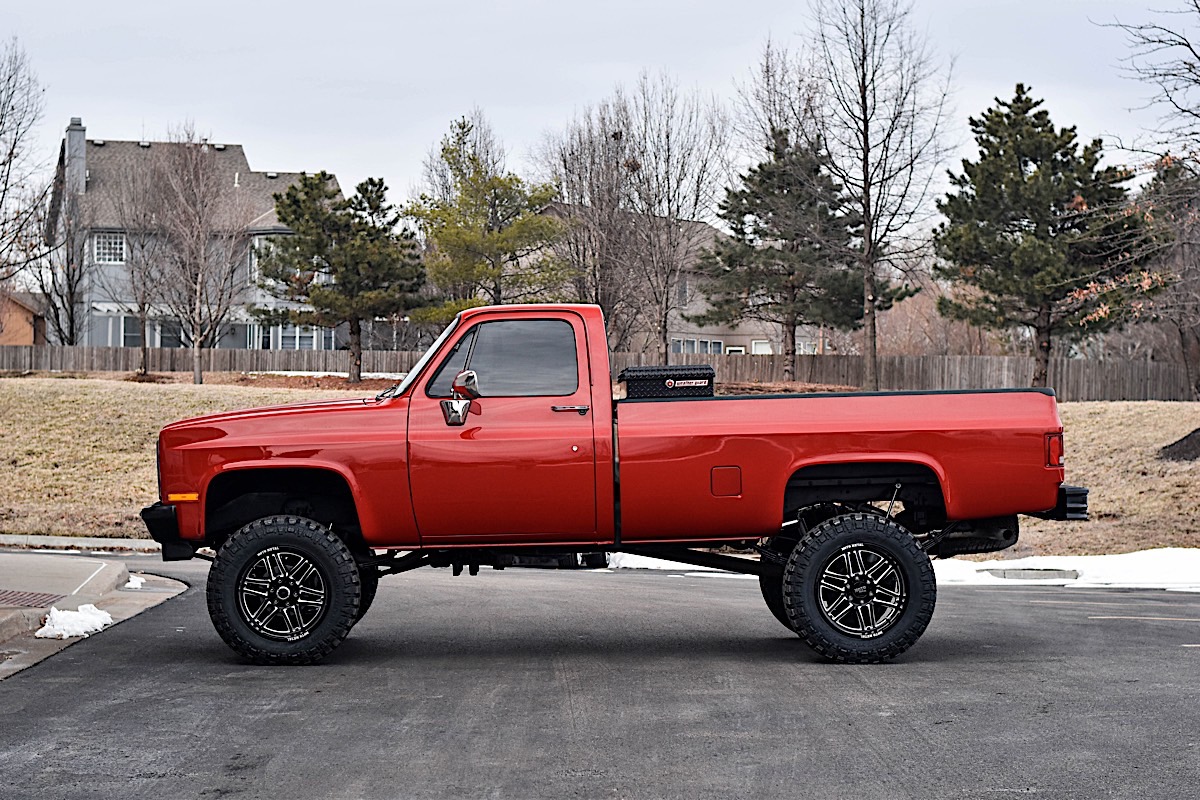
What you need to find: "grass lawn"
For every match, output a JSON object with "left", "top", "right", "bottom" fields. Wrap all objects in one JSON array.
[{"left": 1, "top": 376, "right": 1197, "bottom": 556}]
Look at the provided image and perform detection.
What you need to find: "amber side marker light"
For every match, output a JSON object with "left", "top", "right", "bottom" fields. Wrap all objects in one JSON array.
[
  {"left": 1045, "top": 433, "right": 1065, "bottom": 467},
  {"left": 167, "top": 492, "right": 200, "bottom": 502}
]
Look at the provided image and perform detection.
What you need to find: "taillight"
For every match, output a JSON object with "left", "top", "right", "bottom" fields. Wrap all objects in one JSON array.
[{"left": 1045, "top": 433, "right": 1065, "bottom": 467}]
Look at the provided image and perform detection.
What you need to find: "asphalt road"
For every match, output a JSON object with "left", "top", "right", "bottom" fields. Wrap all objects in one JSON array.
[{"left": 1, "top": 557, "right": 1198, "bottom": 800}]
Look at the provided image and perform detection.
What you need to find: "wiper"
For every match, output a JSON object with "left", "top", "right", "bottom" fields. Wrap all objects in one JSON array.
[{"left": 374, "top": 383, "right": 400, "bottom": 402}]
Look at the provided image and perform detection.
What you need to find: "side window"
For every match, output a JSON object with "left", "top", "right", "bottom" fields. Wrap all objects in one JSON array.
[
  {"left": 427, "top": 328, "right": 476, "bottom": 397},
  {"left": 426, "top": 319, "right": 579, "bottom": 397}
]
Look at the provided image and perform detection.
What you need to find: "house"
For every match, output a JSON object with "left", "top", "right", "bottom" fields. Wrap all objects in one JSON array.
[
  {"left": 45, "top": 117, "right": 342, "bottom": 350},
  {"left": 0, "top": 291, "right": 47, "bottom": 345},
  {"left": 663, "top": 218, "right": 787, "bottom": 357}
]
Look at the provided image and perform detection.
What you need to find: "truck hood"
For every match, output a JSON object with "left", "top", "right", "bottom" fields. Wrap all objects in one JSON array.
[{"left": 162, "top": 396, "right": 387, "bottom": 432}]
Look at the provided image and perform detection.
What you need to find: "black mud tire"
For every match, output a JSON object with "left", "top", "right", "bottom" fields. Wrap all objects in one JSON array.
[
  {"left": 783, "top": 513, "right": 936, "bottom": 664},
  {"left": 355, "top": 566, "right": 379, "bottom": 623},
  {"left": 207, "top": 516, "right": 361, "bottom": 665},
  {"left": 759, "top": 571, "right": 793, "bottom": 631}
]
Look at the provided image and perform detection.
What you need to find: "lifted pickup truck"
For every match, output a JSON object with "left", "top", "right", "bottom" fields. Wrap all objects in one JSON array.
[{"left": 141, "top": 304, "right": 1087, "bottom": 665}]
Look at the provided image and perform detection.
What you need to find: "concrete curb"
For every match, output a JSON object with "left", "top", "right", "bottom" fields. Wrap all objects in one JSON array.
[
  {"left": 0, "top": 607, "right": 45, "bottom": 646},
  {"left": 0, "top": 534, "right": 160, "bottom": 552},
  {"left": 0, "top": 554, "right": 130, "bottom": 645}
]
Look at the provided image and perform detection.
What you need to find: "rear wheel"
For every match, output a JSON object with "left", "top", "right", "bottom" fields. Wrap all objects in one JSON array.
[
  {"left": 783, "top": 513, "right": 936, "bottom": 663},
  {"left": 759, "top": 504, "right": 857, "bottom": 632},
  {"left": 355, "top": 566, "right": 379, "bottom": 623},
  {"left": 207, "top": 515, "right": 361, "bottom": 665},
  {"left": 759, "top": 551, "right": 796, "bottom": 632}
]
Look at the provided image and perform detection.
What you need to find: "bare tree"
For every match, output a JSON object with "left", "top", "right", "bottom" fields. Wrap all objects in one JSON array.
[
  {"left": 34, "top": 190, "right": 91, "bottom": 345},
  {"left": 96, "top": 162, "right": 163, "bottom": 374},
  {"left": 1112, "top": 1, "right": 1200, "bottom": 146},
  {"left": 621, "top": 74, "right": 730, "bottom": 362},
  {"left": 0, "top": 38, "right": 48, "bottom": 282},
  {"left": 791, "top": 1, "right": 951, "bottom": 389},
  {"left": 1108, "top": 6, "right": 1200, "bottom": 397},
  {"left": 542, "top": 73, "right": 728, "bottom": 360},
  {"left": 540, "top": 100, "right": 645, "bottom": 350},
  {"left": 154, "top": 126, "right": 254, "bottom": 384}
]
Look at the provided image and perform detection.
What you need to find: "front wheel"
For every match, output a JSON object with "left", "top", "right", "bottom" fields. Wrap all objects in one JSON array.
[
  {"left": 207, "top": 516, "right": 362, "bottom": 665},
  {"left": 783, "top": 513, "right": 936, "bottom": 664}
]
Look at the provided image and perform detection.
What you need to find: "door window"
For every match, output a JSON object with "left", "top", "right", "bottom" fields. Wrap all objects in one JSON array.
[{"left": 427, "top": 319, "right": 579, "bottom": 397}]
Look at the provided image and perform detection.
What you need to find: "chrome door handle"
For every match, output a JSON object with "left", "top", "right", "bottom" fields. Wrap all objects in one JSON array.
[{"left": 552, "top": 405, "right": 590, "bottom": 416}]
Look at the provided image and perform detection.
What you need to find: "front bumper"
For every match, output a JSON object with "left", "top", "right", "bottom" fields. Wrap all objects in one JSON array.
[
  {"left": 1032, "top": 485, "right": 1089, "bottom": 521},
  {"left": 139, "top": 502, "right": 196, "bottom": 561}
]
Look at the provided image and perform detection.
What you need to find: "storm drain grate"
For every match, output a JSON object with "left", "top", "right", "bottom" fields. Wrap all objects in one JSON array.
[{"left": 0, "top": 590, "right": 67, "bottom": 608}]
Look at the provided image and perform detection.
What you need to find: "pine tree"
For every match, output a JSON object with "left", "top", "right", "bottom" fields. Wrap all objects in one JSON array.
[
  {"left": 407, "top": 117, "right": 563, "bottom": 318},
  {"left": 934, "top": 84, "right": 1154, "bottom": 387},
  {"left": 690, "top": 129, "right": 864, "bottom": 380},
  {"left": 257, "top": 172, "right": 426, "bottom": 383}
]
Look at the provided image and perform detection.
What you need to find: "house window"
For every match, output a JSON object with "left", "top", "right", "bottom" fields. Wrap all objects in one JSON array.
[
  {"left": 277, "top": 324, "right": 334, "bottom": 350},
  {"left": 751, "top": 340, "right": 773, "bottom": 355},
  {"left": 160, "top": 321, "right": 183, "bottom": 348},
  {"left": 121, "top": 316, "right": 142, "bottom": 348},
  {"left": 725, "top": 346, "right": 746, "bottom": 355},
  {"left": 671, "top": 337, "right": 724, "bottom": 355},
  {"left": 94, "top": 232, "right": 126, "bottom": 264}
]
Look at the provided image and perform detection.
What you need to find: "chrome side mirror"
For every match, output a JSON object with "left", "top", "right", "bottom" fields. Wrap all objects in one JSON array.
[
  {"left": 441, "top": 370, "right": 481, "bottom": 426},
  {"left": 451, "top": 370, "right": 481, "bottom": 400}
]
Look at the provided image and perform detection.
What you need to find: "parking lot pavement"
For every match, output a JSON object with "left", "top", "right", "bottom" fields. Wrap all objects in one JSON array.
[
  {"left": 0, "top": 561, "right": 1197, "bottom": 800},
  {"left": 0, "top": 550, "right": 186, "bottom": 679}
]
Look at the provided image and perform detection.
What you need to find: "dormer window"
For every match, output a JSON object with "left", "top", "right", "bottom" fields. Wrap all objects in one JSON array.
[{"left": 94, "top": 232, "right": 126, "bottom": 264}]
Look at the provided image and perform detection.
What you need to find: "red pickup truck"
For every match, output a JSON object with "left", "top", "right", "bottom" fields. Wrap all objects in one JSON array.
[{"left": 141, "top": 303, "right": 1086, "bottom": 666}]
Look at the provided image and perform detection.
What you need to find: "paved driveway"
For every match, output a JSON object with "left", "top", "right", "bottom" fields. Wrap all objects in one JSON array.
[{"left": 1, "top": 559, "right": 1197, "bottom": 799}]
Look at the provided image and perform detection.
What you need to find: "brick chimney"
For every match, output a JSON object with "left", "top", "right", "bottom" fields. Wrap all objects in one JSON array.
[{"left": 65, "top": 117, "right": 86, "bottom": 196}]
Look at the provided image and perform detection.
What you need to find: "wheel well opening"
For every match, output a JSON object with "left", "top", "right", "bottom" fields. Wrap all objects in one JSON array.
[
  {"left": 784, "top": 462, "right": 946, "bottom": 535},
  {"left": 205, "top": 468, "right": 363, "bottom": 551}
]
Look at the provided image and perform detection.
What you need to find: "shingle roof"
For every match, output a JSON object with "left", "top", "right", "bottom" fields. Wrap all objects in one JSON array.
[
  {"left": 5, "top": 291, "right": 45, "bottom": 315},
  {"left": 69, "top": 138, "right": 335, "bottom": 233}
]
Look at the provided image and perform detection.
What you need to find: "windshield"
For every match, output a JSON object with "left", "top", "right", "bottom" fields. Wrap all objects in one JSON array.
[{"left": 391, "top": 317, "right": 460, "bottom": 398}]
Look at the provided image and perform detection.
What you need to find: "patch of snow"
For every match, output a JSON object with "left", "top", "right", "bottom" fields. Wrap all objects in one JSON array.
[
  {"left": 682, "top": 572, "right": 756, "bottom": 580},
  {"left": 935, "top": 548, "right": 1200, "bottom": 592},
  {"left": 606, "top": 553, "right": 720, "bottom": 572},
  {"left": 608, "top": 547, "right": 1200, "bottom": 592},
  {"left": 124, "top": 575, "right": 146, "bottom": 589},
  {"left": 34, "top": 604, "right": 113, "bottom": 639}
]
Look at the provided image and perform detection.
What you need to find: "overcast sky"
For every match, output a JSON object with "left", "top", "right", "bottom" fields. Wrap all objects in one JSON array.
[{"left": 3, "top": 0, "right": 1177, "bottom": 202}]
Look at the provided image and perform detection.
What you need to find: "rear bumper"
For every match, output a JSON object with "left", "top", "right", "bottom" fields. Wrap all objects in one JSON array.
[
  {"left": 1032, "top": 485, "right": 1089, "bottom": 521},
  {"left": 139, "top": 502, "right": 196, "bottom": 561}
]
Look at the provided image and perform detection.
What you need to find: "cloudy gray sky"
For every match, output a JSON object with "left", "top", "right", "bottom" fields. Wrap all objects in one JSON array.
[{"left": 3, "top": 0, "right": 1176, "bottom": 200}]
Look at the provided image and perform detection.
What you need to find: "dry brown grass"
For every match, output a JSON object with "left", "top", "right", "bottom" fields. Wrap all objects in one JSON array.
[
  {"left": 0, "top": 378, "right": 348, "bottom": 539},
  {"left": 1014, "top": 402, "right": 1200, "bottom": 557},
  {"left": 1, "top": 377, "right": 1197, "bottom": 555}
]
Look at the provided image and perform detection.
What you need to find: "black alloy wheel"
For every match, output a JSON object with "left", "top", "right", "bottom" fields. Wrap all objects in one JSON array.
[
  {"left": 782, "top": 513, "right": 936, "bottom": 663},
  {"left": 207, "top": 516, "right": 361, "bottom": 665},
  {"left": 814, "top": 543, "right": 907, "bottom": 638},
  {"left": 236, "top": 547, "right": 330, "bottom": 640}
]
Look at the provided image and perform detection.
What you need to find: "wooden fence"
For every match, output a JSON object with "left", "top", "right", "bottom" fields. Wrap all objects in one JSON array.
[{"left": 0, "top": 344, "right": 1192, "bottom": 401}]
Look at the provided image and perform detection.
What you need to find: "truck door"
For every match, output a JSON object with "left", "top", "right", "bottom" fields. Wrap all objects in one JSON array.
[{"left": 407, "top": 312, "right": 598, "bottom": 544}]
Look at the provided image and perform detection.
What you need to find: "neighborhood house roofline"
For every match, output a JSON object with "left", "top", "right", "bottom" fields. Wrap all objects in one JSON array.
[{"left": 47, "top": 118, "right": 340, "bottom": 237}]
